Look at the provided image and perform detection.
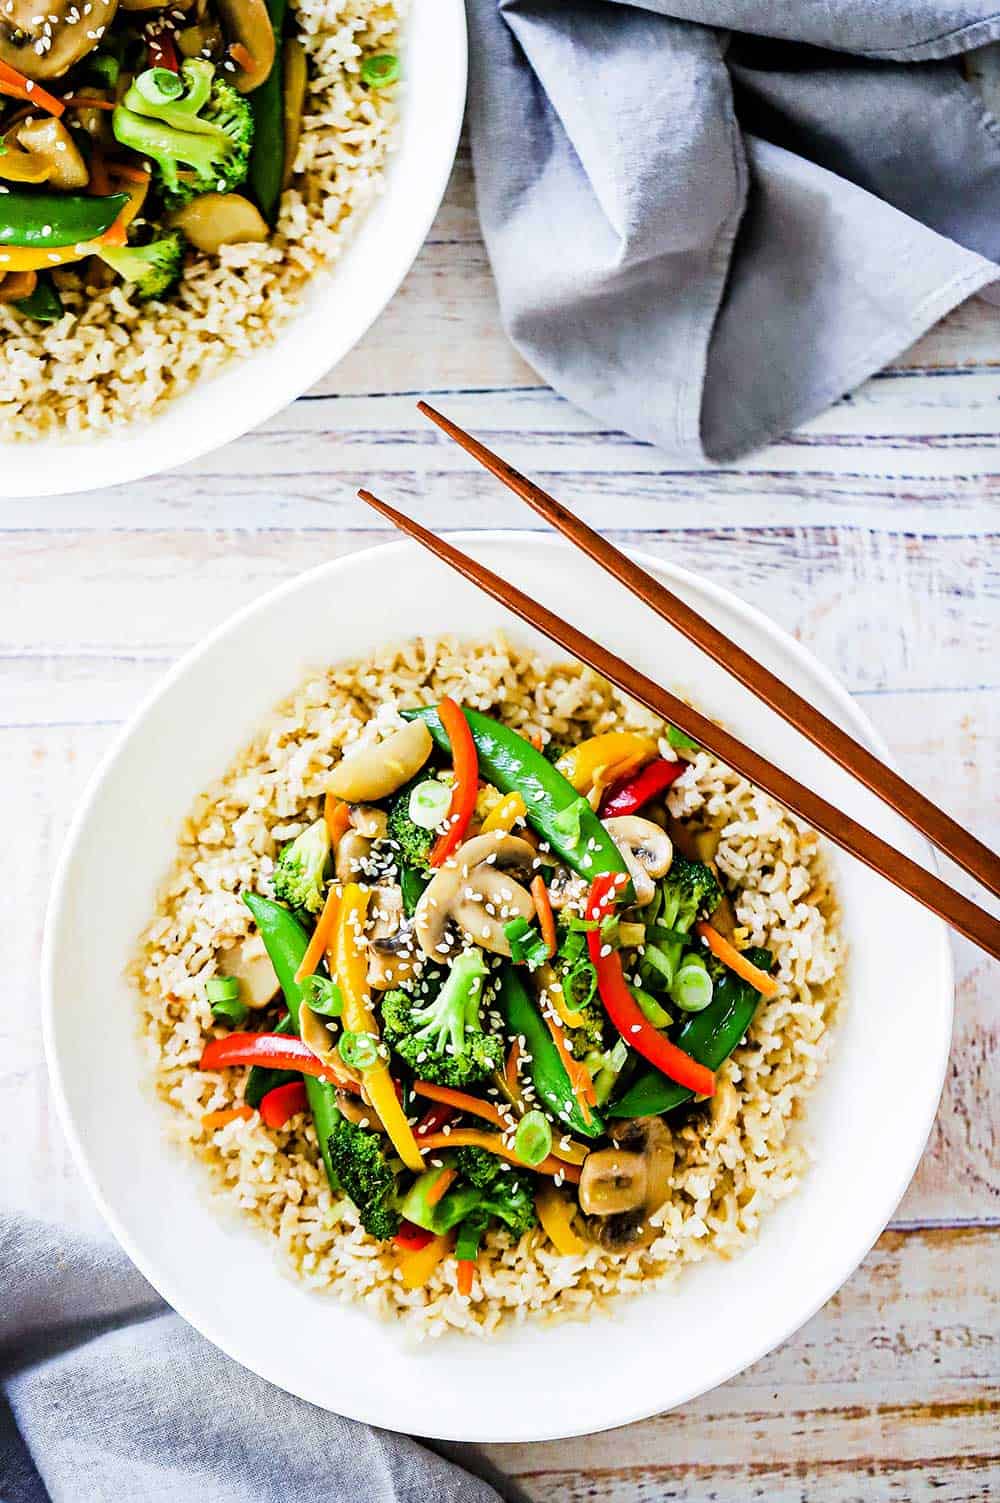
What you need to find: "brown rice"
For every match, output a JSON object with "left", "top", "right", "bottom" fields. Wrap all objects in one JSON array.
[{"left": 133, "top": 633, "right": 844, "bottom": 1339}]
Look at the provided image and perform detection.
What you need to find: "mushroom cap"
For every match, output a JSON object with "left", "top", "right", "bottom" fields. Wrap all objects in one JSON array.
[
  {"left": 603, "top": 815, "right": 673, "bottom": 906},
  {"left": 327, "top": 720, "right": 433, "bottom": 803},
  {"left": 413, "top": 831, "right": 536, "bottom": 960},
  {"left": 0, "top": 0, "right": 119, "bottom": 78},
  {"left": 579, "top": 1115, "right": 675, "bottom": 1252},
  {"left": 452, "top": 865, "right": 535, "bottom": 956},
  {"left": 335, "top": 827, "right": 373, "bottom": 884}
]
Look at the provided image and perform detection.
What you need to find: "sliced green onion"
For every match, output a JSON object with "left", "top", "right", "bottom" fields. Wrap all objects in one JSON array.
[
  {"left": 617, "top": 921, "right": 646, "bottom": 949},
  {"left": 552, "top": 796, "right": 589, "bottom": 850},
  {"left": 671, "top": 957, "right": 714, "bottom": 1013},
  {"left": 300, "top": 973, "right": 343, "bottom": 1017},
  {"left": 504, "top": 916, "right": 550, "bottom": 970},
  {"left": 514, "top": 1109, "right": 553, "bottom": 1167},
  {"left": 562, "top": 957, "right": 598, "bottom": 1010},
  {"left": 630, "top": 986, "right": 672, "bottom": 1028},
  {"left": 337, "top": 1030, "right": 382, "bottom": 1070},
  {"left": 137, "top": 66, "right": 184, "bottom": 103},
  {"left": 360, "top": 53, "right": 400, "bottom": 88},
  {"left": 642, "top": 942, "right": 677, "bottom": 986},
  {"left": 408, "top": 778, "right": 452, "bottom": 831},
  {"left": 207, "top": 975, "right": 248, "bottom": 1026},
  {"left": 667, "top": 725, "right": 700, "bottom": 754}
]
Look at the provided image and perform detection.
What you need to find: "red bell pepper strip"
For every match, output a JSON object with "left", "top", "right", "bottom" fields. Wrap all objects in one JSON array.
[
  {"left": 586, "top": 874, "right": 716, "bottom": 1097},
  {"left": 259, "top": 1079, "right": 309, "bottom": 1128},
  {"left": 393, "top": 1219, "right": 435, "bottom": 1252},
  {"left": 415, "top": 1101, "right": 457, "bottom": 1137},
  {"left": 199, "top": 1031, "right": 345, "bottom": 1084},
  {"left": 599, "top": 757, "right": 685, "bottom": 819},
  {"left": 430, "top": 697, "right": 479, "bottom": 866}
]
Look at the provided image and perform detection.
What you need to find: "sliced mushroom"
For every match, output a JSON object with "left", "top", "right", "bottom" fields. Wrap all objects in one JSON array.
[
  {"left": 336, "top": 828, "right": 373, "bottom": 884},
  {"left": 299, "top": 1002, "right": 339, "bottom": 1067},
  {"left": 327, "top": 720, "right": 432, "bottom": 804},
  {"left": 546, "top": 867, "right": 589, "bottom": 912},
  {"left": 579, "top": 1117, "right": 674, "bottom": 1252},
  {"left": 0, "top": 0, "right": 119, "bottom": 78},
  {"left": 413, "top": 831, "right": 536, "bottom": 960},
  {"left": 14, "top": 117, "right": 89, "bottom": 190},
  {"left": 603, "top": 816, "right": 673, "bottom": 907},
  {"left": 336, "top": 1089, "right": 385, "bottom": 1133},
  {"left": 215, "top": 0, "right": 275, "bottom": 91},
  {"left": 219, "top": 938, "right": 279, "bottom": 1010},
  {"left": 365, "top": 884, "right": 417, "bottom": 990},
  {"left": 350, "top": 804, "right": 388, "bottom": 840},
  {"left": 169, "top": 192, "right": 268, "bottom": 254}
]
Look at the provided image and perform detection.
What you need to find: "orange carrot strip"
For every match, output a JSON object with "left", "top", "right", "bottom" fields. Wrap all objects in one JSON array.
[
  {"left": 229, "top": 42, "right": 256, "bottom": 72},
  {"left": 503, "top": 1039, "right": 521, "bottom": 1093},
  {"left": 426, "top": 1167, "right": 457, "bottom": 1207},
  {"left": 88, "top": 147, "right": 112, "bottom": 197},
  {"left": 411, "top": 1080, "right": 509, "bottom": 1131},
  {"left": 541, "top": 1007, "right": 596, "bottom": 1118},
  {"left": 531, "top": 875, "right": 557, "bottom": 959},
  {"left": 201, "top": 1105, "right": 254, "bottom": 1130},
  {"left": 107, "top": 162, "right": 152, "bottom": 182},
  {"left": 63, "top": 95, "right": 117, "bottom": 110},
  {"left": 415, "top": 1128, "right": 582, "bottom": 1184},
  {"left": 294, "top": 883, "right": 341, "bottom": 982},
  {"left": 456, "top": 1259, "right": 474, "bottom": 1296},
  {"left": 324, "top": 793, "right": 351, "bottom": 848},
  {"left": 695, "top": 921, "right": 779, "bottom": 998},
  {"left": 0, "top": 61, "right": 65, "bottom": 117}
]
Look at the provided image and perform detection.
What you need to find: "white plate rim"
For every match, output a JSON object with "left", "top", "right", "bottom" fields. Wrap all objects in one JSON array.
[{"left": 41, "top": 532, "right": 954, "bottom": 1441}]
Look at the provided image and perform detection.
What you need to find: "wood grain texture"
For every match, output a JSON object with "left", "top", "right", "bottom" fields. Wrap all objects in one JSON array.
[{"left": 2, "top": 148, "right": 997, "bottom": 1499}]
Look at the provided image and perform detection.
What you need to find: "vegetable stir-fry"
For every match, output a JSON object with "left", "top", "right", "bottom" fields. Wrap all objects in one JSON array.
[
  {"left": 0, "top": 0, "right": 399, "bottom": 312},
  {"left": 199, "top": 698, "right": 780, "bottom": 1292}
]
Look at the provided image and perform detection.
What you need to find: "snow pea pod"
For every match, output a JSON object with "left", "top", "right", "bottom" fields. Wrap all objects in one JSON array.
[
  {"left": 0, "top": 190, "right": 129, "bottom": 248},
  {"left": 495, "top": 965, "right": 605, "bottom": 1139},
  {"left": 13, "top": 274, "right": 63, "bottom": 323},
  {"left": 404, "top": 705, "right": 629, "bottom": 890},
  {"left": 610, "top": 947, "right": 773, "bottom": 1118},
  {"left": 242, "top": 892, "right": 339, "bottom": 1190},
  {"left": 247, "top": 0, "right": 286, "bottom": 224}
]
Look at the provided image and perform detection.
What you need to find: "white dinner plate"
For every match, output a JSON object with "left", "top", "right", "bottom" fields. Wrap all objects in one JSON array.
[
  {"left": 0, "top": 0, "right": 467, "bottom": 497},
  {"left": 42, "top": 534, "right": 953, "bottom": 1441}
]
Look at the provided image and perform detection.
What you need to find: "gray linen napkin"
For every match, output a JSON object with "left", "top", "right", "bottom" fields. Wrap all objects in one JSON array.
[
  {"left": 0, "top": 1213, "right": 502, "bottom": 1503},
  {"left": 466, "top": 0, "right": 1000, "bottom": 462}
]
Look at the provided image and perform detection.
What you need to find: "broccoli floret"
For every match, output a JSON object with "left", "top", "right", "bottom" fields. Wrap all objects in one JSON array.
[
  {"left": 272, "top": 817, "right": 330, "bottom": 914},
  {"left": 380, "top": 950, "right": 503, "bottom": 1086},
  {"left": 563, "top": 1000, "right": 606, "bottom": 1060},
  {"left": 112, "top": 60, "right": 254, "bottom": 209},
  {"left": 477, "top": 1168, "right": 538, "bottom": 1238},
  {"left": 326, "top": 1114, "right": 400, "bottom": 1241},
  {"left": 454, "top": 1144, "right": 503, "bottom": 1190},
  {"left": 658, "top": 856, "right": 722, "bottom": 934},
  {"left": 386, "top": 783, "right": 435, "bottom": 872},
  {"left": 97, "top": 230, "right": 185, "bottom": 302}
]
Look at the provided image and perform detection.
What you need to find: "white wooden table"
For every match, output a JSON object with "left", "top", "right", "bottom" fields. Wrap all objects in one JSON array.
[{"left": 4, "top": 144, "right": 998, "bottom": 1500}]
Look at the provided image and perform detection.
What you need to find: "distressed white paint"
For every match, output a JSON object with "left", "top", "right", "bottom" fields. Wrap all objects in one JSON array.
[{"left": 1, "top": 150, "right": 997, "bottom": 1501}]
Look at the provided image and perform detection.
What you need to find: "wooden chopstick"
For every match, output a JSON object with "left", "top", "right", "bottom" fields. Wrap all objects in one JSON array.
[
  {"left": 417, "top": 400, "right": 1000, "bottom": 905},
  {"left": 356, "top": 487, "right": 1000, "bottom": 962}
]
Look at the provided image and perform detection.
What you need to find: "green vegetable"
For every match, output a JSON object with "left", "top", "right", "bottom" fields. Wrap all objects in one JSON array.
[
  {"left": 658, "top": 857, "right": 722, "bottom": 935},
  {"left": 552, "top": 796, "right": 589, "bottom": 851},
  {"left": 403, "top": 1159, "right": 537, "bottom": 1241},
  {"left": 210, "top": 995, "right": 249, "bottom": 1025},
  {"left": 88, "top": 50, "right": 122, "bottom": 87},
  {"left": 408, "top": 778, "right": 452, "bottom": 831},
  {"left": 337, "top": 1029, "right": 382, "bottom": 1070},
  {"left": 326, "top": 1112, "right": 400, "bottom": 1239},
  {"left": 586, "top": 1037, "right": 629, "bottom": 1105},
  {"left": 0, "top": 191, "right": 128, "bottom": 249},
  {"left": 611, "top": 947, "right": 772, "bottom": 1117},
  {"left": 671, "top": 955, "right": 713, "bottom": 1013},
  {"left": 455, "top": 1215, "right": 487, "bottom": 1264},
  {"left": 13, "top": 275, "right": 63, "bottom": 323},
  {"left": 666, "top": 725, "right": 700, "bottom": 753},
  {"left": 271, "top": 816, "right": 330, "bottom": 914},
  {"left": 494, "top": 965, "right": 605, "bottom": 1139},
  {"left": 399, "top": 863, "right": 430, "bottom": 916},
  {"left": 504, "top": 916, "right": 550, "bottom": 970},
  {"left": 112, "top": 60, "right": 254, "bottom": 210},
  {"left": 630, "top": 985, "right": 672, "bottom": 1028},
  {"left": 386, "top": 782, "right": 435, "bottom": 872},
  {"left": 300, "top": 973, "right": 343, "bottom": 1017},
  {"left": 247, "top": 0, "right": 287, "bottom": 224},
  {"left": 405, "top": 706, "right": 629, "bottom": 891},
  {"left": 400, "top": 1167, "right": 482, "bottom": 1234},
  {"left": 206, "top": 975, "right": 240, "bottom": 1003},
  {"left": 360, "top": 53, "right": 400, "bottom": 88},
  {"left": 380, "top": 949, "right": 502, "bottom": 1087},
  {"left": 97, "top": 230, "right": 186, "bottom": 302},
  {"left": 241, "top": 892, "right": 340, "bottom": 1189},
  {"left": 514, "top": 1109, "right": 552, "bottom": 1167},
  {"left": 243, "top": 1011, "right": 299, "bottom": 1108},
  {"left": 453, "top": 1144, "right": 503, "bottom": 1189}
]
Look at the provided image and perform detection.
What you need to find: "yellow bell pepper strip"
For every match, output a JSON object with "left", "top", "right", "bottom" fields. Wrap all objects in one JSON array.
[
  {"left": 535, "top": 1183, "right": 587, "bottom": 1256},
  {"left": 556, "top": 732, "right": 657, "bottom": 796},
  {"left": 430, "top": 696, "right": 479, "bottom": 866},
  {"left": 536, "top": 961, "right": 584, "bottom": 1029},
  {"left": 481, "top": 789, "right": 527, "bottom": 835},
  {"left": 396, "top": 1232, "right": 452, "bottom": 1289},
  {"left": 415, "top": 1128, "right": 582, "bottom": 1183},
  {"left": 334, "top": 882, "right": 424, "bottom": 1172},
  {"left": 694, "top": 920, "right": 779, "bottom": 998},
  {"left": 588, "top": 873, "right": 716, "bottom": 1096},
  {"left": 0, "top": 140, "right": 51, "bottom": 185}
]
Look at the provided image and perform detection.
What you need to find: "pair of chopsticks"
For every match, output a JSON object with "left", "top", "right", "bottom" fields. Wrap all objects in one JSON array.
[{"left": 357, "top": 403, "right": 1000, "bottom": 963}]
